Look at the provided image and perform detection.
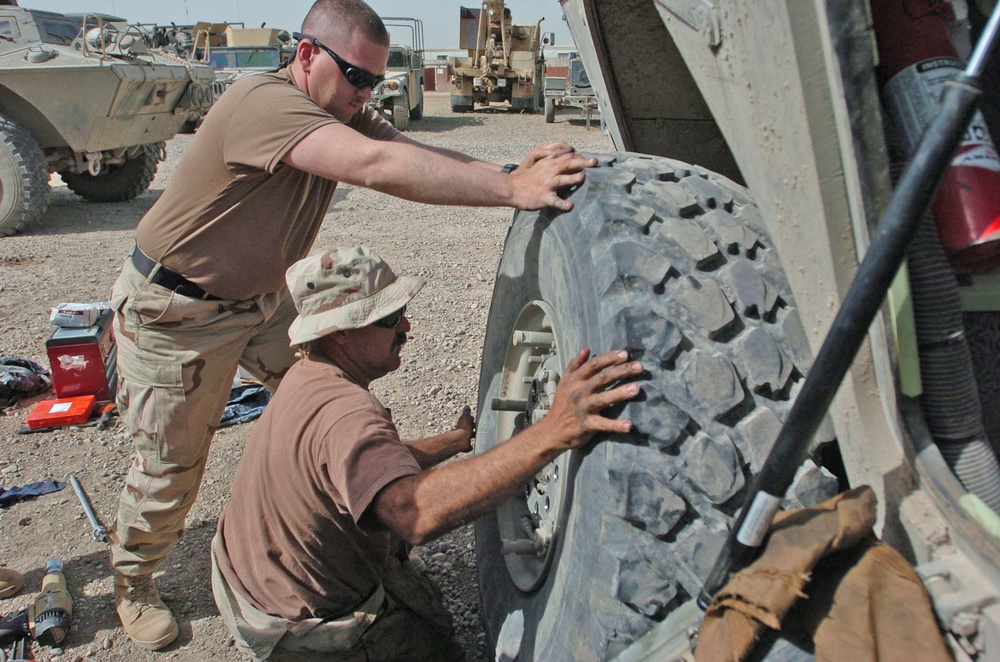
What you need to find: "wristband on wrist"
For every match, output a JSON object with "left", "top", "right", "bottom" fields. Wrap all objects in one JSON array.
[{"left": 501, "top": 163, "right": 518, "bottom": 174}]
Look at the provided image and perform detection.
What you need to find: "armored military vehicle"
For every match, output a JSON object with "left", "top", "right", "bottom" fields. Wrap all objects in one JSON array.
[
  {"left": 473, "top": 0, "right": 1000, "bottom": 659},
  {"left": 367, "top": 17, "right": 424, "bottom": 132},
  {"left": 0, "top": 7, "right": 215, "bottom": 235}
]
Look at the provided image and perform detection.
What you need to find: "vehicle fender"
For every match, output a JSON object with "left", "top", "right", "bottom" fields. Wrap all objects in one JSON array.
[{"left": 0, "top": 85, "right": 69, "bottom": 149}]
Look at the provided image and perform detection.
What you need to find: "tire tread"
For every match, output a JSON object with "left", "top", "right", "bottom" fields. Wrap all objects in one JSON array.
[
  {"left": 477, "top": 152, "right": 825, "bottom": 659},
  {"left": 61, "top": 144, "right": 158, "bottom": 202},
  {"left": 0, "top": 115, "right": 50, "bottom": 236}
]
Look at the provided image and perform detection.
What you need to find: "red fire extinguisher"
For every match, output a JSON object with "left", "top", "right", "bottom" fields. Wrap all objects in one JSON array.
[{"left": 873, "top": 0, "right": 1000, "bottom": 273}]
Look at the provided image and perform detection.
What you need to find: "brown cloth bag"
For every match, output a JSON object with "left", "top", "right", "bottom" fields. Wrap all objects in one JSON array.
[{"left": 696, "top": 485, "right": 952, "bottom": 662}]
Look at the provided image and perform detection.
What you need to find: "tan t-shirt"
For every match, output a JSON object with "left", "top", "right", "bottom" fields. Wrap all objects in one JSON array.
[
  {"left": 215, "top": 354, "right": 421, "bottom": 621},
  {"left": 135, "top": 69, "right": 398, "bottom": 301}
]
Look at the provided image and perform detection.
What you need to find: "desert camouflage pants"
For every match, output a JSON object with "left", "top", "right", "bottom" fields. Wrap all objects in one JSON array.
[
  {"left": 211, "top": 536, "right": 464, "bottom": 661},
  {"left": 109, "top": 256, "right": 298, "bottom": 576}
]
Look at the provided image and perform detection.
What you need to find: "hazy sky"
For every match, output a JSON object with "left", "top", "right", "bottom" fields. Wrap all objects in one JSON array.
[{"left": 20, "top": 1, "right": 576, "bottom": 50}]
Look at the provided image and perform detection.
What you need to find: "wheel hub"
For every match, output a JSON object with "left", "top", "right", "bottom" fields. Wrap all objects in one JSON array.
[{"left": 491, "top": 301, "right": 570, "bottom": 592}]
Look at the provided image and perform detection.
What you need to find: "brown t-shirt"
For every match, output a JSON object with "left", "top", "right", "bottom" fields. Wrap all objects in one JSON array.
[
  {"left": 135, "top": 68, "right": 398, "bottom": 301},
  {"left": 215, "top": 354, "right": 421, "bottom": 620}
]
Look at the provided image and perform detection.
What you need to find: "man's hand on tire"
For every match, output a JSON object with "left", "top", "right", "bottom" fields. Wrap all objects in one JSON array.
[
  {"left": 543, "top": 348, "right": 642, "bottom": 449},
  {"left": 510, "top": 143, "right": 598, "bottom": 212}
]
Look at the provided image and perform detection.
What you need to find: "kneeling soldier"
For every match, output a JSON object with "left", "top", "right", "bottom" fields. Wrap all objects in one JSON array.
[{"left": 212, "top": 246, "right": 642, "bottom": 660}]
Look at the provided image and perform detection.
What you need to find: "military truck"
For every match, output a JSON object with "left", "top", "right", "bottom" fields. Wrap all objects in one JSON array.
[
  {"left": 200, "top": 26, "right": 294, "bottom": 103},
  {"left": 368, "top": 18, "right": 425, "bottom": 132},
  {"left": 473, "top": 0, "right": 1000, "bottom": 659},
  {"left": 0, "top": 8, "right": 215, "bottom": 236},
  {"left": 447, "top": 0, "right": 545, "bottom": 112},
  {"left": 543, "top": 54, "right": 599, "bottom": 126},
  {"left": 370, "top": 44, "right": 423, "bottom": 130}
]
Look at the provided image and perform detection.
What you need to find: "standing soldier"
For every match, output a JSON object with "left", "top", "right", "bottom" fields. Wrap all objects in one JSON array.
[{"left": 108, "top": 0, "right": 596, "bottom": 650}]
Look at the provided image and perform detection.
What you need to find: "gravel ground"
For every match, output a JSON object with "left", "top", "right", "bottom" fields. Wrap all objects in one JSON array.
[{"left": 0, "top": 91, "right": 612, "bottom": 661}]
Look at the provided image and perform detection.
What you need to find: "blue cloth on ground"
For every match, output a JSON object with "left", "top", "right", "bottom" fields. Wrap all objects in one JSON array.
[
  {"left": 219, "top": 384, "right": 271, "bottom": 427},
  {"left": 0, "top": 478, "right": 66, "bottom": 508}
]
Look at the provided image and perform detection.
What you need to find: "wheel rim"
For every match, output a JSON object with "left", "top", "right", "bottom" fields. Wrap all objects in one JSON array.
[{"left": 492, "top": 300, "right": 569, "bottom": 592}]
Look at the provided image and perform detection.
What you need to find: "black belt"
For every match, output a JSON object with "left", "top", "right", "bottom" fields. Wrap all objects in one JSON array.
[{"left": 131, "top": 245, "right": 222, "bottom": 301}]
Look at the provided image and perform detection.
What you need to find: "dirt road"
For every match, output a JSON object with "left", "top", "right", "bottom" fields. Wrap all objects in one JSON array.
[{"left": 0, "top": 92, "right": 612, "bottom": 661}]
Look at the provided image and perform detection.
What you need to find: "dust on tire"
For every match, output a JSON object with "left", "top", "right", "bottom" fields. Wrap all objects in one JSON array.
[
  {"left": 392, "top": 94, "right": 410, "bottom": 131},
  {"left": 475, "top": 153, "right": 822, "bottom": 660},
  {"left": 0, "top": 115, "right": 50, "bottom": 236}
]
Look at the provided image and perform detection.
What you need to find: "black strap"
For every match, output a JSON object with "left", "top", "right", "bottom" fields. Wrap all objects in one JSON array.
[{"left": 131, "top": 245, "right": 221, "bottom": 301}]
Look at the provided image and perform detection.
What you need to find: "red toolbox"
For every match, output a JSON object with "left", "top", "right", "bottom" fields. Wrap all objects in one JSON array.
[
  {"left": 46, "top": 308, "right": 117, "bottom": 402},
  {"left": 26, "top": 394, "right": 98, "bottom": 429}
]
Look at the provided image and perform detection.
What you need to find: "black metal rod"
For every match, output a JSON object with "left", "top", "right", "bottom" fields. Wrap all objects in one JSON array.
[
  {"left": 698, "top": 66, "right": 991, "bottom": 606},
  {"left": 966, "top": 1, "right": 1000, "bottom": 77}
]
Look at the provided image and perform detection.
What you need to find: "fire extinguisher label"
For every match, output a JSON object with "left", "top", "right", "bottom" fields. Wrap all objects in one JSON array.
[
  {"left": 884, "top": 57, "right": 1000, "bottom": 172},
  {"left": 953, "top": 144, "right": 1000, "bottom": 172}
]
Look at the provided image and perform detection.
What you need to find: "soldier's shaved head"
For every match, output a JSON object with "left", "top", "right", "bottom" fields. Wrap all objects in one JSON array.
[{"left": 301, "top": 0, "right": 389, "bottom": 47}]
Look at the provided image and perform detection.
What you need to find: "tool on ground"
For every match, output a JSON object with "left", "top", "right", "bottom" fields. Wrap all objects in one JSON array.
[
  {"left": 8, "top": 636, "right": 34, "bottom": 661},
  {"left": 0, "top": 634, "right": 35, "bottom": 662},
  {"left": 28, "top": 559, "right": 71, "bottom": 647},
  {"left": 0, "top": 558, "right": 72, "bottom": 653},
  {"left": 699, "top": 1, "right": 1000, "bottom": 607},
  {"left": 69, "top": 475, "right": 109, "bottom": 544},
  {"left": 0, "top": 609, "right": 29, "bottom": 651},
  {"left": 24, "top": 395, "right": 97, "bottom": 431},
  {"left": 17, "top": 402, "right": 117, "bottom": 435}
]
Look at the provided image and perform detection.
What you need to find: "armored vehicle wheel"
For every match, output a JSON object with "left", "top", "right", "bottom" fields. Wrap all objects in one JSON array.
[
  {"left": 61, "top": 144, "right": 158, "bottom": 203},
  {"left": 0, "top": 116, "right": 50, "bottom": 236},
  {"left": 392, "top": 95, "right": 410, "bottom": 131},
  {"left": 544, "top": 98, "right": 556, "bottom": 124},
  {"left": 410, "top": 97, "right": 423, "bottom": 120},
  {"left": 475, "top": 153, "right": 818, "bottom": 659},
  {"left": 451, "top": 101, "right": 473, "bottom": 113}
]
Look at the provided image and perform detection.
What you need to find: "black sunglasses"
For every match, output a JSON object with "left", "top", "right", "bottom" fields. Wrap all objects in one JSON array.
[
  {"left": 293, "top": 32, "right": 385, "bottom": 90},
  {"left": 372, "top": 305, "right": 406, "bottom": 329}
]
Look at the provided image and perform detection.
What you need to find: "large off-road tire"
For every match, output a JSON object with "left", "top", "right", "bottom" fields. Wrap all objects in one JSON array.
[
  {"left": 0, "top": 116, "right": 50, "bottom": 236},
  {"left": 60, "top": 144, "right": 159, "bottom": 203},
  {"left": 392, "top": 95, "right": 410, "bottom": 131},
  {"left": 475, "top": 153, "right": 818, "bottom": 660},
  {"left": 410, "top": 95, "right": 424, "bottom": 120},
  {"left": 544, "top": 98, "right": 556, "bottom": 124},
  {"left": 451, "top": 98, "right": 474, "bottom": 113}
]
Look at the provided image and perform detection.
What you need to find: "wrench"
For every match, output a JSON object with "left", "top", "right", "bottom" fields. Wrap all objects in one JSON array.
[{"left": 69, "top": 475, "right": 108, "bottom": 544}]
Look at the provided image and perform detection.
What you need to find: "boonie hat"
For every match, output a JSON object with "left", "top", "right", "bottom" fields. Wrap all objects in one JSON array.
[{"left": 286, "top": 245, "right": 424, "bottom": 345}]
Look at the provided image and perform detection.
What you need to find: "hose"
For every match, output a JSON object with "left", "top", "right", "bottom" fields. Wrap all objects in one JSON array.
[{"left": 906, "top": 209, "right": 1000, "bottom": 512}]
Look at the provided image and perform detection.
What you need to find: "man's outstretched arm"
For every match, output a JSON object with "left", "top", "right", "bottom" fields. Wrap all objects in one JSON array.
[
  {"left": 284, "top": 122, "right": 597, "bottom": 211},
  {"left": 403, "top": 406, "right": 475, "bottom": 469},
  {"left": 373, "top": 349, "right": 642, "bottom": 545}
]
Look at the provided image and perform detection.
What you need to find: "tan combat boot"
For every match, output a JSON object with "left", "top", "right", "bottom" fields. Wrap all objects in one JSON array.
[
  {"left": 0, "top": 568, "right": 22, "bottom": 599},
  {"left": 114, "top": 573, "right": 178, "bottom": 650}
]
